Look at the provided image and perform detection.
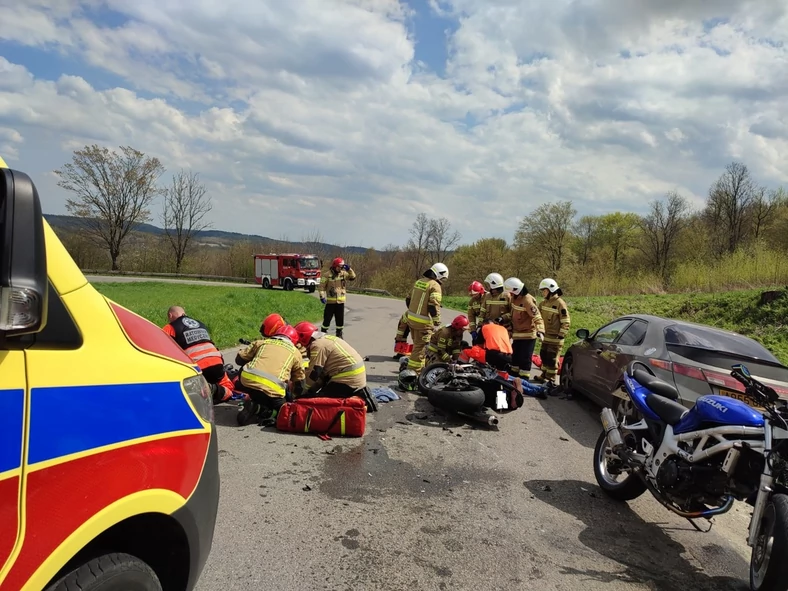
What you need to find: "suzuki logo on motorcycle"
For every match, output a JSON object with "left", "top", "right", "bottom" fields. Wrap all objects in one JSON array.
[{"left": 699, "top": 396, "right": 728, "bottom": 413}]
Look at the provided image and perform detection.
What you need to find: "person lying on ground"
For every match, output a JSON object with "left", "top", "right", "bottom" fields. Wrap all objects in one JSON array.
[
  {"left": 294, "top": 321, "right": 367, "bottom": 399},
  {"left": 163, "top": 305, "right": 234, "bottom": 403}
]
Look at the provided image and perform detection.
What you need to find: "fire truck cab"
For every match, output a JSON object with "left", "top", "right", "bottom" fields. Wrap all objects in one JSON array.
[{"left": 253, "top": 253, "right": 321, "bottom": 293}]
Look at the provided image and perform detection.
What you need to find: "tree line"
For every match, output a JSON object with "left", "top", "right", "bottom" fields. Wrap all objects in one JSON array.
[{"left": 54, "top": 145, "right": 788, "bottom": 297}]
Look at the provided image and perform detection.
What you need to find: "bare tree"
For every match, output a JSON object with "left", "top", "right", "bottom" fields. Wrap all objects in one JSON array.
[
  {"left": 572, "top": 215, "right": 601, "bottom": 267},
  {"left": 704, "top": 161, "right": 760, "bottom": 255},
  {"left": 427, "top": 217, "right": 461, "bottom": 263},
  {"left": 55, "top": 144, "right": 165, "bottom": 270},
  {"left": 301, "top": 227, "right": 332, "bottom": 263},
  {"left": 406, "top": 213, "right": 432, "bottom": 274},
  {"left": 162, "top": 169, "right": 213, "bottom": 273},
  {"left": 638, "top": 191, "right": 691, "bottom": 281},
  {"left": 751, "top": 188, "right": 786, "bottom": 241},
  {"left": 514, "top": 200, "right": 577, "bottom": 275}
]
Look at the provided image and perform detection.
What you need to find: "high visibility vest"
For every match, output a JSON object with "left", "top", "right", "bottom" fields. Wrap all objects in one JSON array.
[{"left": 169, "top": 316, "right": 223, "bottom": 369}]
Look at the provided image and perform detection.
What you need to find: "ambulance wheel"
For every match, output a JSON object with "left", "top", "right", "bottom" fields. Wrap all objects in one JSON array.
[
  {"left": 262, "top": 277, "right": 271, "bottom": 289},
  {"left": 46, "top": 552, "right": 162, "bottom": 591}
]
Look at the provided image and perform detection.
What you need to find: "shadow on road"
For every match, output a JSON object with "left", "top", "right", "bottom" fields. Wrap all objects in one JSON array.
[
  {"left": 524, "top": 479, "right": 748, "bottom": 591},
  {"left": 535, "top": 392, "right": 605, "bottom": 449},
  {"left": 405, "top": 397, "right": 487, "bottom": 431},
  {"left": 364, "top": 354, "right": 397, "bottom": 364},
  {"left": 213, "top": 404, "right": 241, "bottom": 427}
]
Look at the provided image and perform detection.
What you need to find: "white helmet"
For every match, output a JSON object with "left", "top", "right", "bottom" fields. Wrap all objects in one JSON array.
[
  {"left": 484, "top": 273, "right": 504, "bottom": 290},
  {"left": 430, "top": 262, "right": 449, "bottom": 281},
  {"left": 503, "top": 277, "right": 524, "bottom": 295},
  {"left": 539, "top": 278, "right": 559, "bottom": 292}
]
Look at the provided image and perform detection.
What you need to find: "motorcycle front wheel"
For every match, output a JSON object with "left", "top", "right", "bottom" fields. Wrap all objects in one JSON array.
[
  {"left": 592, "top": 431, "right": 647, "bottom": 502},
  {"left": 750, "top": 493, "right": 788, "bottom": 591},
  {"left": 418, "top": 362, "right": 451, "bottom": 394}
]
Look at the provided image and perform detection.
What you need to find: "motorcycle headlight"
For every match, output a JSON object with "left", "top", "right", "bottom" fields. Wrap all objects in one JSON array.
[{"left": 183, "top": 374, "right": 214, "bottom": 423}]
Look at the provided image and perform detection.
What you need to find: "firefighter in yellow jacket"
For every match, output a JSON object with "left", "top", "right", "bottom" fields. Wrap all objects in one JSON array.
[
  {"left": 319, "top": 256, "right": 356, "bottom": 338},
  {"left": 294, "top": 321, "right": 367, "bottom": 398},
  {"left": 467, "top": 280, "right": 486, "bottom": 340},
  {"left": 425, "top": 315, "right": 469, "bottom": 365},
  {"left": 478, "top": 272, "right": 513, "bottom": 333},
  {"left": 405, "top": 262, "right": 449, "bottom": 373},
  {"left": 235, "top": 325, "right": 307, "bottom": 425},
  {"left": 535, "top": 277, "right": 570, "bottom": 384},
  {"left": 503, "top": 277, "right": 545, "bottom": 380}
]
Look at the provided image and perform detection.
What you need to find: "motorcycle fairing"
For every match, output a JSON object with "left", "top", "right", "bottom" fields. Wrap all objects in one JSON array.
[{"left": 674, "top": 395, "right": 764, "bottom": 434}]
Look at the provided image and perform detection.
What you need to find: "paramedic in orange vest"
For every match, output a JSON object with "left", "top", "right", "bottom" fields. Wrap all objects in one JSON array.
[
  {"left": 474, "top": 319, "right": 513, "bottom": 372},
  {"left": 163, "top": 306, "right": 234, "bottom": 403},
  {"left": 235, "top": 325, "right": 308, "bottom": 426}
]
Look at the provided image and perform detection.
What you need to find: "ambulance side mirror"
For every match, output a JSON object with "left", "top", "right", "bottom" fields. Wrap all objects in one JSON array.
[{"left": 0, "top": 168, "right": 48, "bottom": 336}]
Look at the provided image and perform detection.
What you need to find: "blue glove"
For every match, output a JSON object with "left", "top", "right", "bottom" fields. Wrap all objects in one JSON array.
[
  {"left": 342, "top": 264, "right": 350, "bottom": 271},
  {"left": 470, "top": 331, "right": 477, "bottom": 341},
  {"left": 320, "top": 297, "right": 327, "bottom": 304}
]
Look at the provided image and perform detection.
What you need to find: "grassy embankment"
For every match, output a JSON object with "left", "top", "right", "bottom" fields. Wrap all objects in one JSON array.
[
  {"left": 442, "top": 289, "right": 788, "bottom": 365},
  {"left": 93, "top": 282, "right": 324, "bottom": 350}
]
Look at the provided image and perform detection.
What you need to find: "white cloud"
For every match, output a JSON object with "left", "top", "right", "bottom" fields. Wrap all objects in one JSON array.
[{"left": 0, "top": 0, "right": 786, "bottom": 248}]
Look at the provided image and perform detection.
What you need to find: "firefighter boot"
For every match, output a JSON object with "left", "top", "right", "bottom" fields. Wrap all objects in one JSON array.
[
  {"left": 336, "top": 328, "right": 344, "bottom": 339},
  {"left": 237, "top": 401, "right": 262, "bottom": 426}
]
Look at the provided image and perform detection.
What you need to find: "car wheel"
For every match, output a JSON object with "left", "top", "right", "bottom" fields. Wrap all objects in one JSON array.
[
  {"left": 559, "top": 353, "right": 578, "bottom": 396},
  {"left": 45, "top": 553, "right": 162, "bottom": 591}
]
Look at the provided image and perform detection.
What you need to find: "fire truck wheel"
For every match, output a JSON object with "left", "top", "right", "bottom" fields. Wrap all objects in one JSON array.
[
  {"left": 262, "top": 277, "right": 271, "bottom": 289},
  {"left": 308, "top": 285, "right": 316, "bottom": 293},
  {"left": 283, "top": 278, "right": 293, "bottom": 291}
]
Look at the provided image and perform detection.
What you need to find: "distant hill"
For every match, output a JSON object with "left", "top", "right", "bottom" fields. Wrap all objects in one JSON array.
[{"left": 44, "top": 214, "right": 369, "bottom": 255}]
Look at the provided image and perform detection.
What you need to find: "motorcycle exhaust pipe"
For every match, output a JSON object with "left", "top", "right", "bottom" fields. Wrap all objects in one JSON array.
[{"left": 600, "top": 407, "right": 624, "bottom": 448}]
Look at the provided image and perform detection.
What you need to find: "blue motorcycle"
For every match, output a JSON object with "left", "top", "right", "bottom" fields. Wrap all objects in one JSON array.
[{"left": 595, "top": 360, "right": 788, "bottom": 591}]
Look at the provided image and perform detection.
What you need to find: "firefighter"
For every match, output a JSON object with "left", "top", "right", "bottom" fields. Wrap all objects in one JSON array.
[
  {"left": 467, "top": 280, "right": 486, "bottom": 339},
  {"left": 163, "top": 306, "right": 234, "bottom": 404},
  {"left": 535, "top": 278, "right": 570, "bottom": 384},
  {"left": 393, "top": 308, "right": 412, "bottom": 359},
  {"left": 473, "top": 318, "right": 513, "bottom": 372},
  {"left": 235, "top": 325, "right": 307, "bottom": 426},
  {"left": 319, "top": 257, "right": 356, "bottom": 338},
  {"left": 478, "top": 273, "right": 512, "bottom": 333},
  {"left": 425, "top": 315, "right": 469, "bottom": 365},
  {"left": 405, "top": 262, "right": 450, "bottom": 374},
  {"left": 503, "top": 277, "right": 545, "bottom": 381},
  {"left": 260, "top": 313, "right": 286, "bottom": 338},
  {"left": 294, "top": 321, "right": 367, "bottom": 398}
]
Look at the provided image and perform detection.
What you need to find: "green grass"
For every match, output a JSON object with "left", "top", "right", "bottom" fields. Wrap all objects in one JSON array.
[
  {"left": 93, "top": 282, "right": 324, "bottom": 350},
  {"left": 443, "top": 289, "right": 788, "bottom": 365}
]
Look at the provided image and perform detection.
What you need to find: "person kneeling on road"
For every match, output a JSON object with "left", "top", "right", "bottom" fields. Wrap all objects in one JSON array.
[
  {"left": 425, "top": 315, "right": 469, "bottom": 365},
  {"left": 294, "top": 321, "right": 367, "bottom": 399},
  {"left": 258, "top": 312, "right": 309, "bottom": 365},
  {"left": 235, "top": 325, "right": 307, "bottom": 426},
  {"left": 163, "top": 305, "right": 234, "bottom": 404},
  {"left": 473, "top": 318, "right": 514, "bottom": 373}
]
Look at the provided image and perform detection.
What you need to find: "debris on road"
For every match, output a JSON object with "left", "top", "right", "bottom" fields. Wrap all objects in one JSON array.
[{"left": 302, "top": 485, "right": 312, "bottom": 491}]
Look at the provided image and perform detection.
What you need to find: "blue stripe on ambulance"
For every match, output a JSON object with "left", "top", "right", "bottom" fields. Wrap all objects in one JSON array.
[
  {"left": 28, "top": 382, "right": 205, "bottom": 465},
  {"left": 0, "top": 389, "right": 24, "bottom": 473}
]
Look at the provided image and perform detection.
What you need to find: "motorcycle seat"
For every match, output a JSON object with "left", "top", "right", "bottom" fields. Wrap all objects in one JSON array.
[
  {"left": 646, "top": 392, "right": 688, "bottom": 426},
  {"left": 633, "top": 368, "right": 680, "bottom": 401}
]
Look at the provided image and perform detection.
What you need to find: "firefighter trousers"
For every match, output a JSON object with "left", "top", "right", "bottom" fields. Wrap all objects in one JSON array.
[
  {"left": 406, "top": 320, "right": 434, "bottom": 373},
  {"left": 322, "top": 303, "right": 345, "bottom": 337},
  {"left": 511, "top": 339, "right": 537, "bottom": 379},
  {"left": 539, "top": 339, "right": 564, "bottom": 381}
]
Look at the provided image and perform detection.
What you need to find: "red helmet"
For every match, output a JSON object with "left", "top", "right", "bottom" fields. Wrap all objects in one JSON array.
[
  {"left": 294, "top": 321, "right": 319, "bottom": 347},
  {"left": 332, "top": 257, "right": 345, "bottom": 268},
  {"left": 468, "top": 281, "right": 485, "bottom": 295},
  {"left": 451, "top": 315, "right": 470, "bottom": 331},
  {"left": 274, "top": 325, "right": 299, "bottom": 345},
  {"left": 261, "top": 313, "right": 286, "bottom": 337}
]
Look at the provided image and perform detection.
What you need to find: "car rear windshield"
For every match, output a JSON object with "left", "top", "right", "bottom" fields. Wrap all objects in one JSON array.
[{"left": 664, "top": 324, "right": 780, "bottom": 363}]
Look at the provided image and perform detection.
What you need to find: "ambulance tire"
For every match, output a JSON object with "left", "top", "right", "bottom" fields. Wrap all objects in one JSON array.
[{"left": 46, "top": 552, "right": 162, "bottom": 591}]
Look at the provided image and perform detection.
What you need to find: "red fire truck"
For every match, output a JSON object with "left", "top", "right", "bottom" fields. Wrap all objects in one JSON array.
[{"left": 253, "top": 253, "right": 322, "bottom": 292}]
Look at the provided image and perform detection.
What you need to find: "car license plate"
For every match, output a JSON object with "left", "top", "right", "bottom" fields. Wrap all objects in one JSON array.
[{"left": 719, "top": 388, "right": 763, "bottom": 410}]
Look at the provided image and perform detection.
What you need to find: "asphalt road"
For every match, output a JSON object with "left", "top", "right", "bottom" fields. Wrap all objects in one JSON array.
[{"left": 88, "top": 275, "right": 757, "bottom": 590}]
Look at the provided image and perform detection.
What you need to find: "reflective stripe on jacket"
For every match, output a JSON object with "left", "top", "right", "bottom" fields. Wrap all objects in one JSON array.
[
  {"left": 239, "top": 336, "right": 306, "bottom": 397},
  {"left": 510, "top": 293, "right": 545, "bottom": 340},
  {"left": 406, "top": 278, "right": 442, "bottom": 326},
  {"left": 307, "top": 335, "right": 366, "bottom": 389},
  {"left": 540, "top": 294, "right": 571, "bottom": 343},
  {"left": 319, "top": 268, "right": 356, "bottom": 304}
]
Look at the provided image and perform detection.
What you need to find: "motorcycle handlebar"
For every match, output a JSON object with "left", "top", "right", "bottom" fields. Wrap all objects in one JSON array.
[{"left": 731, "top": 368, "right": 780, "bottom": 405}]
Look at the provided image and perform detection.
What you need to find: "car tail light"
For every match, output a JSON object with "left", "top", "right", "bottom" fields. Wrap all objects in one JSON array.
[{"left": 650, "top": 359, "right": 746, "bottom": 392}]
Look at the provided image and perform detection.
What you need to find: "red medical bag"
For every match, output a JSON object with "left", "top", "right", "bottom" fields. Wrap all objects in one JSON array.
[{"left": 276, "top": 396, "right": 367, "bottom": 438}]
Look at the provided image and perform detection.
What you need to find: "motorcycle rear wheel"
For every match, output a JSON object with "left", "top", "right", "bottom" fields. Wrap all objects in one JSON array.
[
  {"left": 592, "top": 430, "right": 647, "bottom": 502},
  {"left": 750, "top": 493, "right": 788, "bottom": 591}
]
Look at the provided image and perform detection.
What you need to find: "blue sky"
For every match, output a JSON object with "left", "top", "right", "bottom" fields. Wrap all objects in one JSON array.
[{"left": 0, "top": 0, "right": 786, "bottom": 248}]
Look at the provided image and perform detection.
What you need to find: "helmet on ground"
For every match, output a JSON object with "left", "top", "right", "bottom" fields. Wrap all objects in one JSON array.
[
  {"left": 294, "top": 321, "right": 319, "bottom": 347},
  {"left": 484, "top": 273, "right": 504, "bottom": 290},
  {"left": 430, "top": 262, "right": 449, "bottom": 281},
  {"left": 398, "top": 369, "right": 418, "bottom": 392},
  {"left": 468, "top": 281, "right": 485, "bottom": 295},
  {"left": 274, "top": 325, "right": 299, "bottom": 346},
  {"left": 539, "top": 278, "right": 559, "bottom": 293},
  {"left": 261, "top": 313, "right": 286, "bottom": 337},
  {"left": 503, "top": 277, "right": 524, "bottom": 295},
  {"left": 332, "top": 257, "right": 345, "bottom": 268},
  {"left": 451, "top": 315, "right": 469, "bottom": 331},
  {"left": 399, "top": 356, "right": 410, "bottom": 371}
]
